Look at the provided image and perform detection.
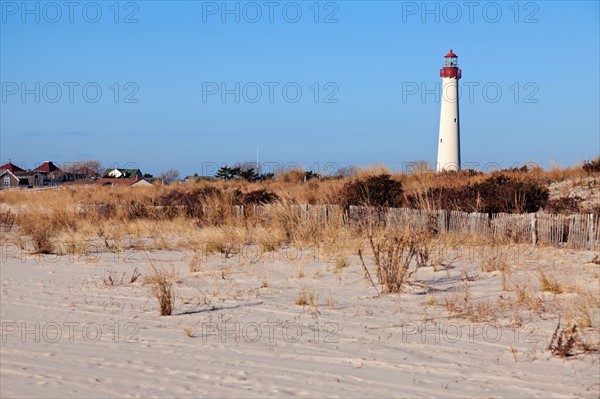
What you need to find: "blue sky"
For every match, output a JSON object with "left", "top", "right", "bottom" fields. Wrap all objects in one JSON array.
[{"left": 1, "top": 0, "right": 599, "bottom": 176}]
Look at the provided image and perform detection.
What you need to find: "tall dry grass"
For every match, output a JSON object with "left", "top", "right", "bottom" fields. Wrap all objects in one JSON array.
[
  {"left": 358, "top": 226, "right": 435, "bottom": 294},
  {"left": 0, "top": 162, "right": 597, "bottom": 257},
  {"left": 145, "top": 266, "right": 176, "bottom": 316}
]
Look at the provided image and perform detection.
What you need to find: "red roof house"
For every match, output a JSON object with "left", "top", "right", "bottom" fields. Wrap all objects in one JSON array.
[
  {"left": 0, "top": 162, "right": 25, "bottom": 173},
  {"left": 34, "top": 161, "right": 62, "bottom": 173}
]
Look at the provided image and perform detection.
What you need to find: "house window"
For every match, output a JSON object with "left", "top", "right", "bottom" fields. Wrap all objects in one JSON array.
[{"left": 3, "top": 176, "right": 10, "bottom": 187}]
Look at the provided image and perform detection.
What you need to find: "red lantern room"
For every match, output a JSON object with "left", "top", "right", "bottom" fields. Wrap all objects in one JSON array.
[{"left": 440, "top": 49, "right": 461, "bottom": 79}]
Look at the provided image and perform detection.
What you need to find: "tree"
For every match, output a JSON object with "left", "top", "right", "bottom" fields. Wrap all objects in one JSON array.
[
  {"left": 61, "top": 160, "right": 102, "bottom": 176},
  {"left": 158, "top": 169, "right": 180, "bottom": 184},
  {"left": 240, "top": 167, "right": 259, "bottom": 182},
  {"left": 336, "top": 166, "right": 357, "bottom": 178},
  {"left": 215, "top": 164, "right": 260, "bottom": 181},
  {"left": 305, "top": 170, "right": 319, "bottom": 181},
  {"left": 259, "top": 172, "right": 275, "bottom": 181},
  {"left": 215, "top": 166, "right": 235, "bottom": 180},
  {"left": 237, "top": 161, "right": 260, "bottom": 181}
]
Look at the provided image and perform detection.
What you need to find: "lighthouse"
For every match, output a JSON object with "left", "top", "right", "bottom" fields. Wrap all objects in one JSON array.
[{"left": 436, "top": 49, "right": 461, "bottom": 172}]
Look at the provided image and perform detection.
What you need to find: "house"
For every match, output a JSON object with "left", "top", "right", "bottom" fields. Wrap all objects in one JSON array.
[
  {"left": 35, "top": 161, "right": 75, "bottom": 184},
  {"left": 0, "top": 162, "right": 26, "bottom": 173},
  {"left": 0, "top": 169, "right": 28, "bottom": 190},
  {"left": 0, "top": 161, "right": 47, "bottom": 188},
  {"left": 10, "top": 161, "right": 70, "bottom": 187},
  {"left": 1, "top": 160, "right": 149, "bottom": 188},
  {"left": 34, "top": 161, "right": 61, "bottom": 173},
  {"left": 73, "top": 166, "right": 100, "bottom": 180},
  {"left": 1, "top": 160, "right": 89, "bottom": 188},
  {"left": 98, "top": 168, "right": 145, "bottom": 187},
  {"left": 89, "top": 177, "right": 152, "bottom": 187},
  {"left": 102, "top": 168, "right": 143, "bottom": 180}
]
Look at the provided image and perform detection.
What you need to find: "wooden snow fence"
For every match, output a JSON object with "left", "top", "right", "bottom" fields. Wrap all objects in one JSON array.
[
  {"left": 234, "top": 204, "right": 341, "bottom": 224},
  {"left": 77, "top": 202, "right": 598, "bottom": 249},
  {"left": 244, "top": 205, "right": 598, "bottom": 250}
]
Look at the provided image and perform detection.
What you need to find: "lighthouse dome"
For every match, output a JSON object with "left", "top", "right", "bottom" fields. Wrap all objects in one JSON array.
[{"left": 440, "top": 49, "right": 461, "bottom": 78}]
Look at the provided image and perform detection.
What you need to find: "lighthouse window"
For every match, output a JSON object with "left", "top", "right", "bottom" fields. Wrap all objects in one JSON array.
[
  {"left": 454, "top": 118, "right": 456, "bottom": 122},
  {"left": 440, "top": 139, "right": 443, "bottom": 143}
]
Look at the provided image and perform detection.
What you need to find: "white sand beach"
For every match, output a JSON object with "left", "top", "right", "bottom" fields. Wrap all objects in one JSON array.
[{"left": 1, "top": 242, "right": 598, "bottom": 398}]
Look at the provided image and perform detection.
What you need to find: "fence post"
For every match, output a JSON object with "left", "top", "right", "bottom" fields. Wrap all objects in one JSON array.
[
  {"left": 531, "top": 213, "right": 538, "bottom": 245},
  {"left": 589, "top": 213, "right": 595, "bottom": 250}
]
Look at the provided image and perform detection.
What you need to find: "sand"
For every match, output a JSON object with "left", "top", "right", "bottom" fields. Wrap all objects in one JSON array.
[{"left": 1, "top": 241, "right": 599, "bottom": 398}]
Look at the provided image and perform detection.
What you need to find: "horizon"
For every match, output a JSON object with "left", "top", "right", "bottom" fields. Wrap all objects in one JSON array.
[
  {"left": 0, "top": 156, "right": 598, "bottom": 179},
  {"left": 2, "top": 1, "right": 599, "bottom": 177}
]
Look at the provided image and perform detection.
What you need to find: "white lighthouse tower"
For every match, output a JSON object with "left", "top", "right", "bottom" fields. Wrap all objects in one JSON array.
[{"left": 436, "top": 49, "right": 462, "bottom": 172}]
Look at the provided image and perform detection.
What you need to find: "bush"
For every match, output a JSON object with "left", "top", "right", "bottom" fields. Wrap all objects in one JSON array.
[
  {"left": 410, "top": 175, "right": 549, "bottom": 214},
  {"left": 545, "top": 196, "right": 582, "bottom": 214},
  {"left": 239, "top": 190, "right": 280, "bottom": 205},
  {"left": 156, "top": 187, "right": 222, "bottom": 218},
  {"left": 585, "top": 204, "right": 600, "bottom": 216},
  {"left": 581, "top": 157, "right": 600, "bottom": 174},
  {"left": 339, "top": 174, "right": 403, "bottom": 209},
  {"left": 476, "top": 176, "right": 549, "bottom": 213},
  {"left": 358, "top": 229, "right": 432, "bottom": 294},
  {"left": 546, "top": 320, "right": 595, "bottom": 358}
]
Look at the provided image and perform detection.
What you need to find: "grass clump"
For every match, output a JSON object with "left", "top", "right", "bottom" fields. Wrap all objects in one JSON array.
[
  {"left": 204, "top": 241, "right": 224, "bottom": 256},
  {"left": 539, "top": 271, "right": 563, "bottom": 294},
  {"left": 425, "top": 295, "right": 437, "bottom": 306},
  {"left": 547, "top": 319, "right": 597, "bottom": 358},
  {"left": 359, "top": 228, "right": 432, "bottom": 294},
  {"left": 327, "top": 293, "right": 336, "bottom": 310},
  {"left": 0, "top": 209, "right": 16, "bottom": 231},
  {"left": 183, "top": 326, "right": 195, "bottom": 338},
  {"left": 146, "top": 266, "right": 175, "bottom": 316},
  {"left": 188, "top": 251, "right": 202, "bottom": 272},
  {"left": 260, "top": 241, "right": 280, "bottom": 253},
  {"left": 295, "top": 290, "right": 309, "bottom": 306},
  {"left": 295, "top": 288, "right": 316, "bottom": 307},
  {"left": 334, "top": 257, "right": 349, "bottom": 272},
  {"left": 18, "top": 210, "right": 78, "bottom": 254}
]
